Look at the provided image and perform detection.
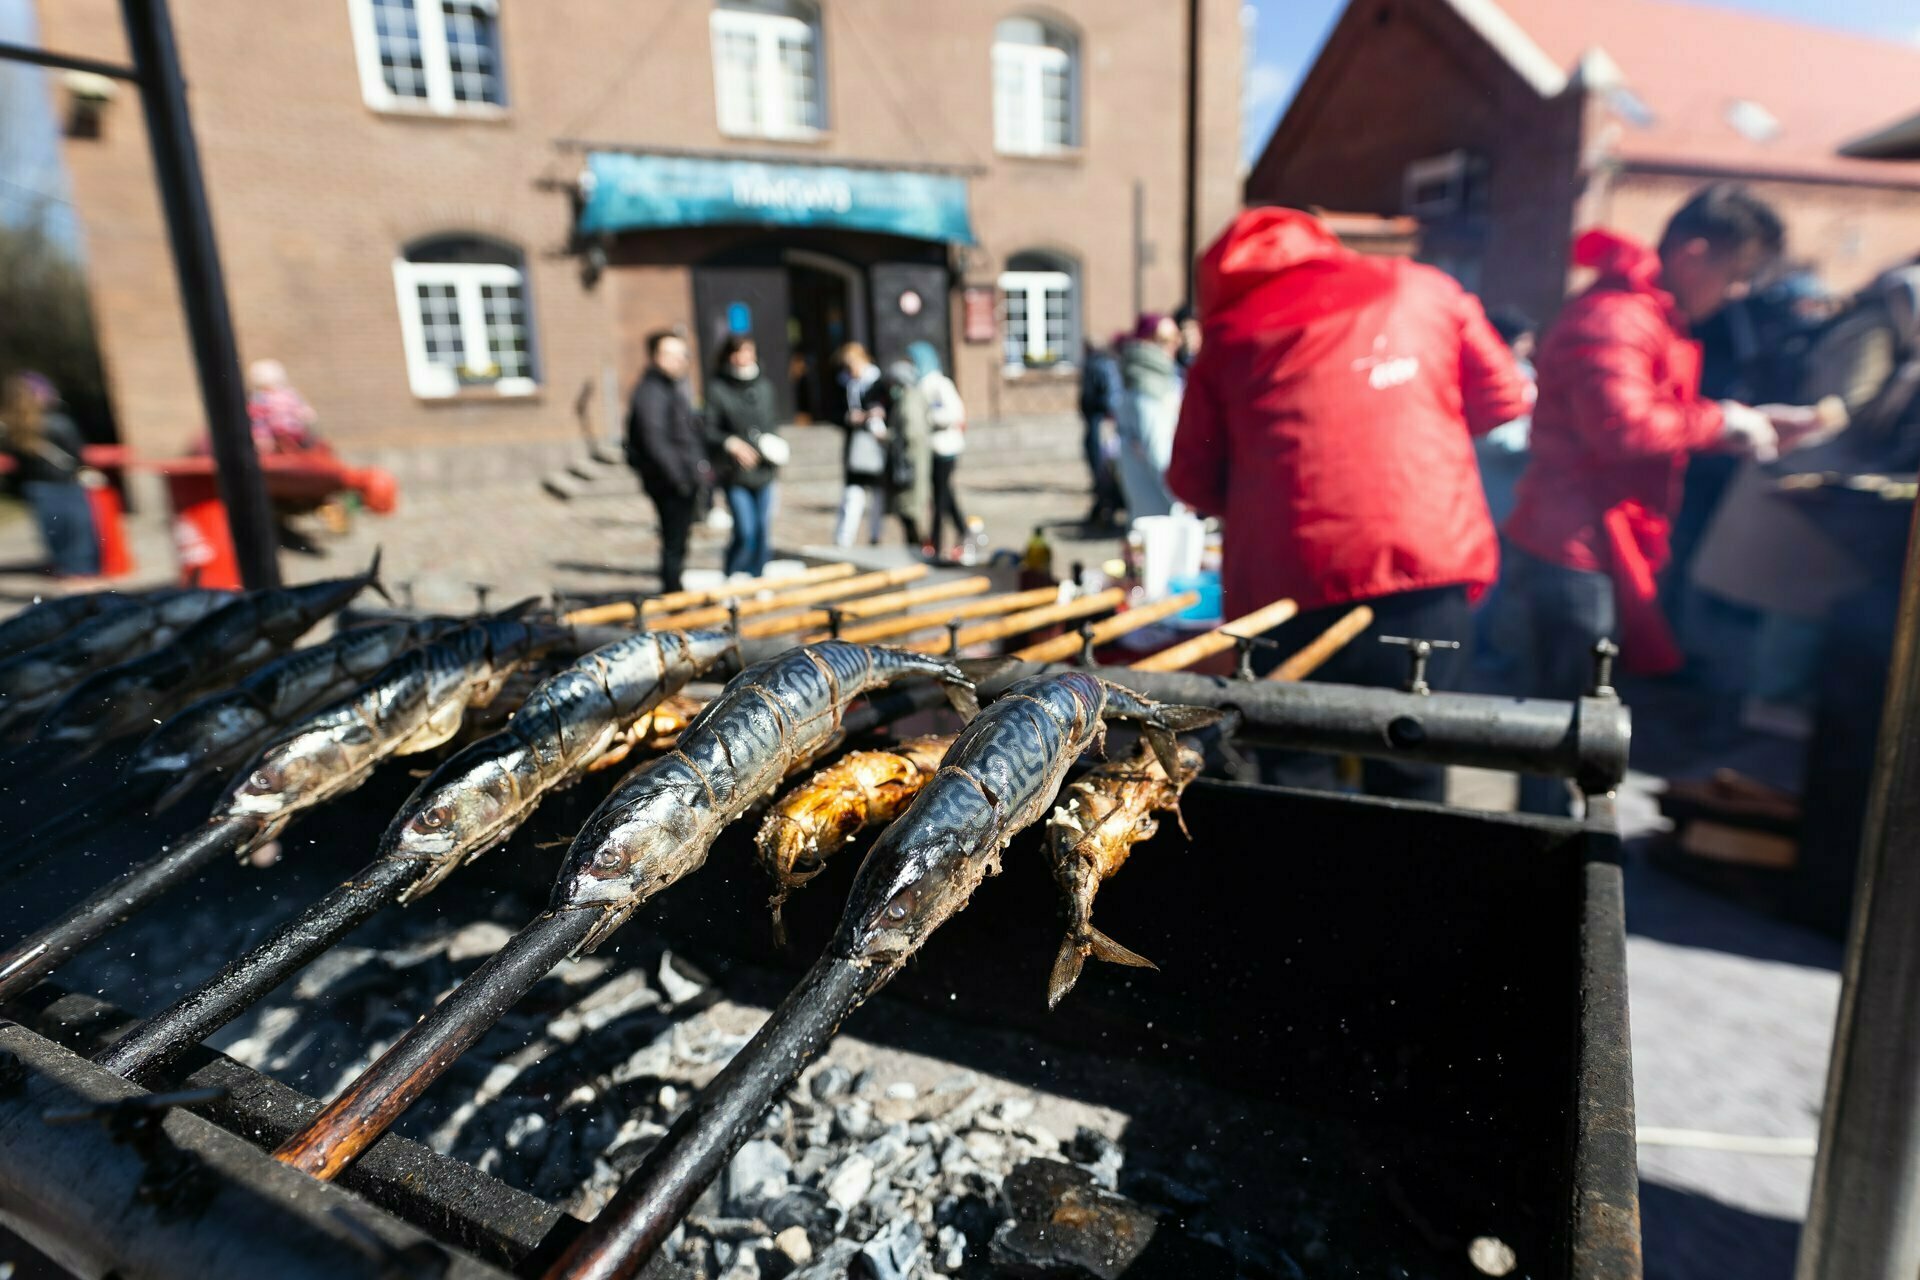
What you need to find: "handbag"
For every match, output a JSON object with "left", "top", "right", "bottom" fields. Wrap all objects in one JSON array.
[
  {"left": 754, "top": 431, "right": 790, "bottom": 468},
  {"left": 846, "top": 426, "right": 887, "bottom": 478}
]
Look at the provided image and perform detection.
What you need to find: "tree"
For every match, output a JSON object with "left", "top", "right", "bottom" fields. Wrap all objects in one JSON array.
[{"left": 0, "top": 209, "right": 114, "bottom": 441}]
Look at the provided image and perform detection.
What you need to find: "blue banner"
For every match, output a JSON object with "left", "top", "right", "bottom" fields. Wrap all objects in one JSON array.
[{"left": 578, "top": 152, "right": 974, "bottom": 244}]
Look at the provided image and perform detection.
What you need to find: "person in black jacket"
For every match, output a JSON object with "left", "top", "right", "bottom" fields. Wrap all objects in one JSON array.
[
  {"left": 1, "top": 372, "right": 98, "bottom": 578},
  {"left": 704, "top": 334, "right": 784, "bottom": 577},
  {"left": 625, "top": 331, "right": 708, "bottom": 593}
]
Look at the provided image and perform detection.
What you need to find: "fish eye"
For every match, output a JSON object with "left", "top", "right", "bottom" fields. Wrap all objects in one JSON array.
[
  {"left": 247, "top": 768, "right": 275, "bottom": 792},
  {"left": 418, "top": 804, "right": 452, "bottom": 830},
  {"left": 591, "top": 847, "right": 624, "bottom": 873},
  {"left": 883, "top": 886, "right": 916, "bottom": 922}
]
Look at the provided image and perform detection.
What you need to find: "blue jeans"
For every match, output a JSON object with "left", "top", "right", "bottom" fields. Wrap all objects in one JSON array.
[
  {"left": 725, "top": 483, "right": 774, "bottom": 576},
  {"left": 1497, "top": 545, "right": 1616, "bottom": 815},
  {"left": 22, "top": 480, "right": 99, "bottom": 577}
]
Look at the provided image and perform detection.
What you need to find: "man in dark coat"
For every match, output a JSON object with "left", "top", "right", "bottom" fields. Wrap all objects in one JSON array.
[{"left": 625, "top": 330, "right": 707, "bottom": 593}]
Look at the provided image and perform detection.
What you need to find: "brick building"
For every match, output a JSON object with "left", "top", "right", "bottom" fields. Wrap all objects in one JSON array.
[
  {"left": 1247, "top": 0, "right": 1920, "bottom": 328},
  {"left": 36, "top": 0, "right": 1242, "bottom": 486}
]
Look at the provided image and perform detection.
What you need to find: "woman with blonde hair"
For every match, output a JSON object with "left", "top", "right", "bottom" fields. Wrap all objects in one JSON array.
[{"left": 1, "top": 372, "right": 98, "bottom": 578}]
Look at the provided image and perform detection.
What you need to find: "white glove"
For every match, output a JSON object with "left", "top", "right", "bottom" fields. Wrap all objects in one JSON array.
[{"left": 1719, "top": 401, "right": 1778, "bottom": 463}]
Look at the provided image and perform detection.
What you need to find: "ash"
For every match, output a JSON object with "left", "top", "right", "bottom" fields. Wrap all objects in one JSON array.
[{"left": 68, "top": 883, "right": 1308, "bottom": 1279}]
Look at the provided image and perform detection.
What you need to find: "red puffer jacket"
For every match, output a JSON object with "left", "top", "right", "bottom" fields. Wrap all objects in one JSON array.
[
  {"left": 1503, "top": 229, "right": 1726, "bottom": 575},
  {"left": 1167, "top": 208, "right": 1531, "bottom": 617}
]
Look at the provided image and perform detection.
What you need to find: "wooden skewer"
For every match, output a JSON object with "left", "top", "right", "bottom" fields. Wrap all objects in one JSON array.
[
  {"left": 822, "top": 586, "right": 1062, "bottom": 645},
  {"left": 1128, "top": 597, "right": 1300, "bottom": 672},
  {"left": 1267, "top": 605, "right": 1374, "bottom": 682},
  {"left": 559, "top": 563, "right": 856, "bottom": 626},
  {"left": 649, "top": 564, "right": 929, "bottom": 631},
  {"left": 906, "top": 588, "right": 1126, "bottom": 654},
  {"left": 1012, "top": 592, "right": 1199, "bottom": 664},
  {"left": 738, "top": 576, "right": 992, "bottom": 639}
]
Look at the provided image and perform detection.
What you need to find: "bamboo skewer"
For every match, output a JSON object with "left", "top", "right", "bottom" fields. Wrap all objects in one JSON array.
[
  {"left": 906, "top": 588, "right": 1126, "bottom": 654},
  {"left": 1011, "top": 591, "right": 1199, "bottom": 664},
  {"left": 822, "top": 586, "right": 1062, "bottom": 645},
  {"left": 559, "top": 563, "right": 856, "bottom": 626},
  {"left": 1128, "top": 597, "right": 1300, "bottom": 673},
  {"left": 647, "top": 565, "right": 928, "bottom": 632},
  {"left": 1267, "top": 605, "right": 1374, "bottom": 681},
  {"left": 737, "top": 576, "right": 992, "bottom": 640}
]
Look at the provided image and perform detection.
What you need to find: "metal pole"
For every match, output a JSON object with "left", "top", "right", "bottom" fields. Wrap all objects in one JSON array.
[
  {"left": 1131, "top": 179, "right": 1145, "bottom": 321},
  {"left": 1798, "top": 508, "right": 1920, "bottom": 1280},
  {"left": 1181, "top": 0, "right": 1201, "bottom": 303},
  {"left": 120, "top": 0, "right": 280, "bottom": 587}
]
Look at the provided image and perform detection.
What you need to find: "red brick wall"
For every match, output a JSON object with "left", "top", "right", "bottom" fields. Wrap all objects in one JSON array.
[{"left": 35, "top": 0, "right": 1241, "bottom": 470}]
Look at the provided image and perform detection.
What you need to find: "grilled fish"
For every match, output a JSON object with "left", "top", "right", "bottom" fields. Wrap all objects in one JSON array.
[
  {"left": 0, "top": 588, "right": 232, "bottom": 739},
  {"left": 381, "top": 628, "right": 736, "bottom": 905},
  {"left": 123, "top": 615, "right": 454, "bottom": 812},
  {"left": 556, "top": 642, "right": 979, "bottom": 952},
  {"left": 1044, "top": 738, "right": 1203, "bottom": 1007},
  {"left": 0, "top": 589, "right": 136, "bottom": 659},
  {"left": 217, "top": 604, "right": 562, "bottom": 845},
  {"left": 26, "top": 557, "right": 387, "bottom": 764},
  {"left": 756, "top": 734, "right": 953, "bottom": 944},
  {"left": 582, "top": 692, "right": 707, "bottom": 769},
  {"left": 837, "top": 673, "right": 1219, "bottom": 980}
]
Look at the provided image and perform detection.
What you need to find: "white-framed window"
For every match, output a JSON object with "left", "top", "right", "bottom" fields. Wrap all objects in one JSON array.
[
  {"left": 999, "top": 252, "right": 1078, "bottom": 372},
  {"left": 710, "top": 1, "right": 824, "bottom": 140},
  {"left": 348, "top": 0, "right": 505, "bottom": 115},
  {"left": 392, "top": 237, "right": 536, "bottom": 398},
  {"left": 993, "top": 15, "right": 1078, "bottom": 155}
]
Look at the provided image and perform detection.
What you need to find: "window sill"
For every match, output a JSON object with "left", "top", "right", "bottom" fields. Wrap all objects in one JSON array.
[
  {"left": 365, "top": 98, "right": 511, "bottom": 124},
  {"left": 995, "top": 146, "right": 1084, "bottom": 164},
  {"left": 416, "top": 387, "right": 544, "bottom": 406},
  {"left": 1001, "top": 364, "right": 1079, "bottom": 380},
  {"left": 717, "top": 126, "right": 831, "bottom": 146}
]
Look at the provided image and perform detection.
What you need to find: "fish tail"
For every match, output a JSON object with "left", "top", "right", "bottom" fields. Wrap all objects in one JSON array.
[
  {"left": 1086, "top": 925, "right": 1158, "bottom": 971},
  {"left": 1046, "top": 935, "right": 1087, "bottom": 1009},
  {"left": 1141, "top": 724, "right": 1183, "bottom": 779},
  {"left": 1155, "top": 703, "right": 1226, "bottom": 735},
  {"left": 362, "top": 547, "right": 392, "bottom": 604}
]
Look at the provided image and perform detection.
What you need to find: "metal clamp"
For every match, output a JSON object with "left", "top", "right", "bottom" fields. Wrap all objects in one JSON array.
[
  {"left": 469, "top": 582, "right": 493, "bottom": 614},
  {"left": 825, "top": 606, "right": 846, "bottom": 640},
  {"left": 946, "top": 617, "right": 964, "bottom": 658},
  {"left": 1589, "top": 638, "right": 1620, "bottom": 700},
  {"left": 727, "top": 599, "right": 742, "bottom": 644},
  {"left": 327, "top": 1206, "right": 452, "bottom": 1280},
  {"left": 1379, "top": 635, "right": 1461, "bottom": 695},
  {"left": 1226, "top": 631, "right": 1282, "bottom": 682},
  {"left": 0, "top": 1049, "right": 24, "bottom": 1097},
  {"left": 1077, "top": 621, "right": 1099, "bottom": 667},
  {"left": 396, "top": 580, "right": 417, "bottom": 611},
  {"left": 43, "top": 1085, "right": 228, "bottom": 1217}
]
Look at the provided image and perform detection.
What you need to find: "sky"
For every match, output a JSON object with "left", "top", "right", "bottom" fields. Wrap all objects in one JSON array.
[
  {"left": 1242, "top": 0, "right": 1920, "bottom": 165},
  {"left": 0, "top": 0, "right": 80, "bottom": 254}
]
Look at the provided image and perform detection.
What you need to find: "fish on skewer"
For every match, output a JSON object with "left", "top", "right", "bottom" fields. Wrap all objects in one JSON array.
[
  {"left": 96, "top": 628, "right": 736, "bottom": 1084},
  {"left": 21, "top": 556, "right": 388, "bottom": 773},
  {"left": 755, "top": 734, "right": 952, "bottom": 945},
  {"left": 537, "top": 672, "right": 1221, "bottom": 1280},
  {"left": 0, "top": 588, "right": 138, "bottom": 659},
  {"left": 0, "top": 588, "right": 232, "bottom": 739},
  {"left": 0, "top": 603, "right": 566, "bottom": 1006},
  {"left": 582, "top": 692, "right": 706, "bottom": 768},
  {"left": 1044, "top": 738, "right": 1203, "bottom": 1007},
  {"left": 270, "top": 642, "right": 978, "bottom": 1182}
]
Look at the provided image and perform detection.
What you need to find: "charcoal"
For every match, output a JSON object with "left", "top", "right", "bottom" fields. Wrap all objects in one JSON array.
[
  {"left": 895, "top": 1146, "right": 939, "bottom": 1189},
  {"left": 994, "top": 1096, "right": 1037, "bottom": 1124},
  {"left": 936, "top": 1224, "right": 968, "bottom": 1273},
  {"left": 990, "top": 1160, "right": 1159, "bottom": 1279},
  {"left": 1129, "top": 1169, "right": 1211, "bottom": 1210},
  {"left": 725, "top": 1139, "right": 793, "bottom": 1216},
  {"left": 789, "top": 1239, "right": 860, "bottom": 1280},
  {"left": 503, "top": 1111, "right": 549, "bottom": 1158},
  {"left": 773, "top": 1224, "right": 814, "bottom": 1267},
  {"left": 824, "top": 1151, "right": 875, "bottom": 1211},
  {"left": 850, "top": 1068, "right": 878, "bottom": 1095},
  {"left": 658, "top": 951, "right": 710, "bottom": 1005},
  {"left": 445, "top": 920, "right": 514, "bottom": 963},
  {"left": 759, "top": 1187, "right": 833, "bottom": 1237},
  {"left": 833, "top": 1098, "right": 876, "bottom": 1142},
  {"left": 883, "top": 1081, "right": 916, "bottom": 1101},
  {"left": 850, "top": 1217, "right": 924, "bottom": 1280},
  {"left": 1064, "top": 1127, "right": 1117, "bottom": 1165},
  {"left": 808, "top": 1065, "right": 853, "bottom": 1100}
]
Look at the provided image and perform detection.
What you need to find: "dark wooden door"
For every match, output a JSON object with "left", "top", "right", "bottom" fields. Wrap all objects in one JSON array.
[
  {"left": 869, "top": 262, "right": 951, "bottom": 373},
  {"left": 692, "top": 266, "right": 794, "bottom": 418}
]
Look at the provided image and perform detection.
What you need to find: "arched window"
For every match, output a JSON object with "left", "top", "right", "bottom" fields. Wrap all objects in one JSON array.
[
  {"left": 993, "top": 15, "right": 1078, "bottom": 155},
  {"left": 391, "top": 236, "right": 537, "bottom": 398},
  {"left": 999, "top": 250, "right": 1078, "bottom": 372},
  {"left": 711, "top": 0, "right": 825, "bottom": 140},
  {"left": 347, "top": 0, "right": 505, "bottom": 114}
]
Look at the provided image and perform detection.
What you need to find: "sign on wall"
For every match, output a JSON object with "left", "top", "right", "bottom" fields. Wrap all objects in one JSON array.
[
  {"left": 962, "top": 286, "right": 997, "bottom": 344},
  {"left": 579, "top": 152, "right": 975, "bottom": 245}
]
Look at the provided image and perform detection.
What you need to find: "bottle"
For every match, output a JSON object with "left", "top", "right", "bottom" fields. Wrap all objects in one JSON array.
[
  {"left": 960, "top": 516, "right": 986, "bottom": 567},
  {"left": 1019, "top": 525, "right": 1055, "bottom": 591}
]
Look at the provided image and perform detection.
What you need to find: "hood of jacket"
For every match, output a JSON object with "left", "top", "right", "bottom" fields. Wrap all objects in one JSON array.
[
  {"left": 1119, "top": 339, "right": 1177, "bottom": 397},
  {"left": 1196, "top": 207, "right": 1351, "bottom": 319},
  {"left": 1573, "top": 228, "right": 1666, "bottom": 297}
]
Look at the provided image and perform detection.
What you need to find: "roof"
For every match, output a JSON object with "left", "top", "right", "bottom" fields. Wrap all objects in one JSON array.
[{"left": 1493, "top": 0, "right": 1920, "bottom": 186}]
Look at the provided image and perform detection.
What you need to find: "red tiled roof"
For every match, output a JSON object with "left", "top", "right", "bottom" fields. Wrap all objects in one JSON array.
[{"left": 1494, "top": 0, "right": 1920, "bottom": 186}]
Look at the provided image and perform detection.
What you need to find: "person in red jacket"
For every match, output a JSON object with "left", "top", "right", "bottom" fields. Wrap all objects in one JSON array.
[
  {"left": 1500, "top": 185, "right": 1812, "bottom": 814},
  {"left": 1167, "top": 206, "right": 1532, "bottom": 802}
]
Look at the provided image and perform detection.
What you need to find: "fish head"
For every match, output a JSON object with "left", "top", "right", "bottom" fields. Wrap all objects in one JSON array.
[
  {"left": 551, "top": 777, "right": 705, "bottom": 918},
  {"left": 836, "top": 774, "right": 991, "bottom": 963},
  {"left": 226, "top": 728, "right": 356, "bottom": 817},
  {"left": 131, "top": 703, "right": 267, "bottom": 783},
  {"left": 388, "top": 758, "right": 518, "bottom": 864}
]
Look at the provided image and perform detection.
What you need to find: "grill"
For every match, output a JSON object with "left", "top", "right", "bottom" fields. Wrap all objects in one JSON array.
[{"left": 0, "top": 570, "right": 1639, "bottom": 1280}]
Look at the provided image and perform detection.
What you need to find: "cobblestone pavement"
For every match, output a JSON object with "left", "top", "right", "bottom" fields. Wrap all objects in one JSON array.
[{"left": 0, "top": 413, "right": 1845, "bottom": 1279}]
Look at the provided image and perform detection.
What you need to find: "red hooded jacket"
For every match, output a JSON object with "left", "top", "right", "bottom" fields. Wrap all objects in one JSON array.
[
  {"left": 1503, "top": 229, "right": 1726, "bottom": 575},
  {"left": 1167, "top": 208, "right": 1531, "bottom": 617}
]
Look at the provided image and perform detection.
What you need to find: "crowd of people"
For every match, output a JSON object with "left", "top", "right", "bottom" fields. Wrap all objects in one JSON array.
[{"left": 1167, "top": 184, "right": 1917, "bottom": 814}]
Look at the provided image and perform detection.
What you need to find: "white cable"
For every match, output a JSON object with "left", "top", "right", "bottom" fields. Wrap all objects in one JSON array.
[{"left": 1637, "top": 1126, "right": 1818, "bottom": 1157}]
